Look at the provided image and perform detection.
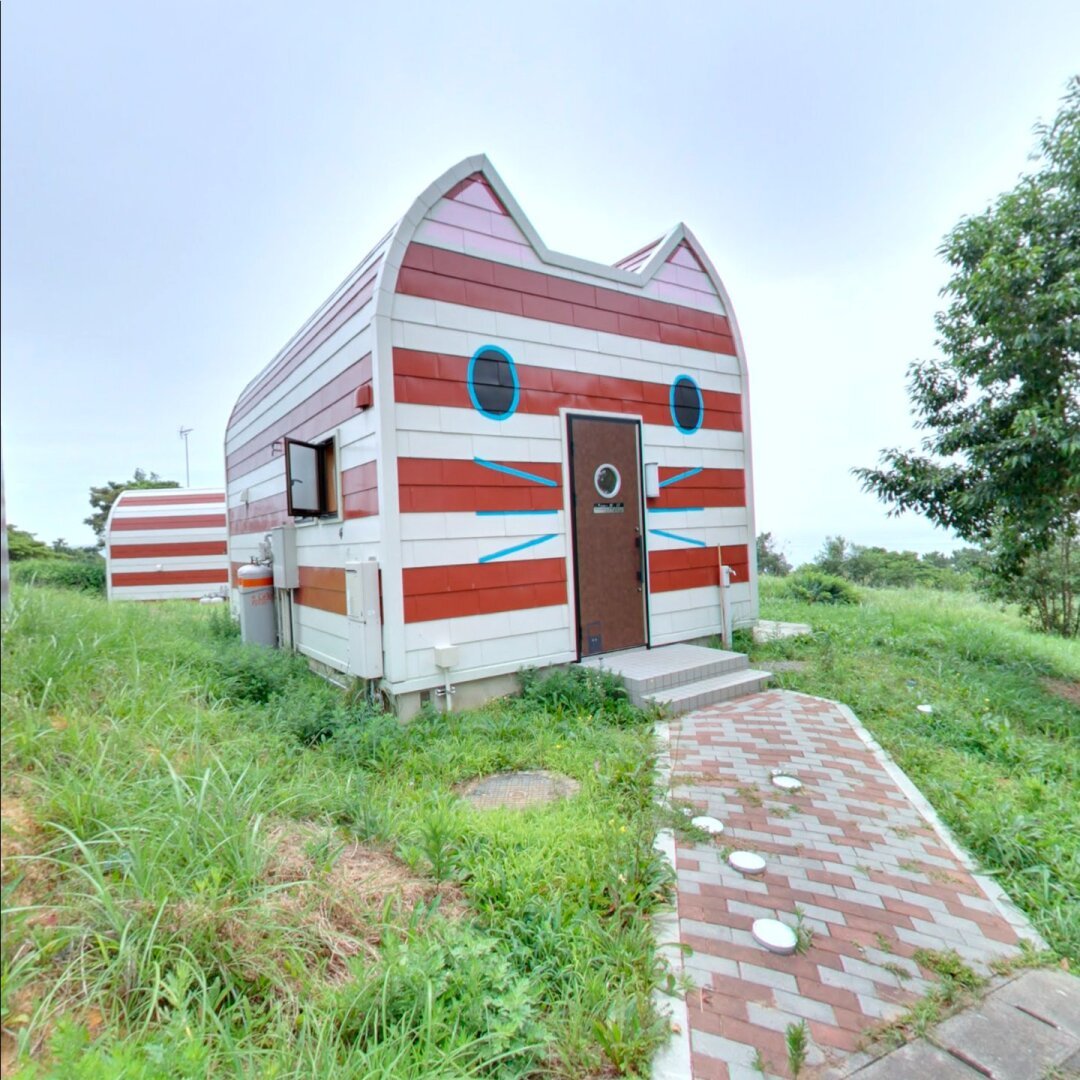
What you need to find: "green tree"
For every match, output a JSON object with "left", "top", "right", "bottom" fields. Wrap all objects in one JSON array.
[
  {"left": 980, "top": 520, "right": 1078, "bottom": 637},
  {"left": 814, "top": 536, "right": 849, "bottom": 577},
  {"left": 855, "top": 79, "right": 1080, "bottom": 583},
  {"left": 5, "top": 525, "right": 57, "bottom": 561},
  {"left": 84, "top": 469, "right": 180, "bottom": 543},
  {"left": 756, "top": 532, "right": 792, "bottom": 576}
]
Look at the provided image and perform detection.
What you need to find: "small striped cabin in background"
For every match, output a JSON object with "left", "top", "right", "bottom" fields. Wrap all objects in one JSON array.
[
  {"left": 226, "top": 156, "right": 759, "bottom": 717},
  {"left": 105, "top": 488, "right": 230, "bottom": 602}
]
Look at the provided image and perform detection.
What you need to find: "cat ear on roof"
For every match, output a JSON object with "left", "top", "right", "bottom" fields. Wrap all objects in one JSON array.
[{"left": 444, "top": 172, "right": 509, "bottom": 215}]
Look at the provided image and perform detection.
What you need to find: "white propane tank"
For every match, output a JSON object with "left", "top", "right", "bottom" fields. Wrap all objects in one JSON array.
[{"left": 237, "top": 563, "right": 276, "bottom": 647}]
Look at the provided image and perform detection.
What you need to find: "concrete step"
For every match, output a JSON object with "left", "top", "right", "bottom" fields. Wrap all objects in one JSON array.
[
  {"left": 579, "top": 643, "right": 749, "bottom": 705},
  {"left": 644, "top": 668, "right": 773, "bottom": 715}
]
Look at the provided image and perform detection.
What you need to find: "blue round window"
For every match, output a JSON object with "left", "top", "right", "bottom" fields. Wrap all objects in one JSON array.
[
  {"left": 467, "top": 345, "right": 519, "bottom": 421},
  {"left": 670, "top": 374, "right": 704, "bottom": 434}
]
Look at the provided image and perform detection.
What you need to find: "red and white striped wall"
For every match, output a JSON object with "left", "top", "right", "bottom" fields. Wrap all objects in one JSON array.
[
  {"left": 370, "top": 161, "right": 757, "bottom": 693},
  {"left": 223, "top": 155, "right": 758, "bottom": 700},
  {"left": 105, "top": 488, "right": 230, "bottom": 601}
]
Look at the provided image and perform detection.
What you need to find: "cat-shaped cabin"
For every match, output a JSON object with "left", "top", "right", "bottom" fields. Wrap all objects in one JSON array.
[{"left": 225, "top": 156, "right": 759, "bottom": 717}]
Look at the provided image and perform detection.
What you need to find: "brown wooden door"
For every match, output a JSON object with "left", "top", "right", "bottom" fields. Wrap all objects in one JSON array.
[{"left": 568, "top": 415, "right": 646, "bottom": 657}]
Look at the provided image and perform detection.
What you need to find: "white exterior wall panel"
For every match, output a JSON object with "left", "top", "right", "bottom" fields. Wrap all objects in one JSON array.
[{"left": 105, "top": 488, "right": 230, "bottom": 602}]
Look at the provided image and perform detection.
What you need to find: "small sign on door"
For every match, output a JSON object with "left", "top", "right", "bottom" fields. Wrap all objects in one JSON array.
[{"left": 593, "top": 502, "right": 624, "bottom": 514}]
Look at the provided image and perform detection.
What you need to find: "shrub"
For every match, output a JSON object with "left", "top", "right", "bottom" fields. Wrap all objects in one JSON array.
[
  {"left": 784, "top": 570, "right": 859, "bottom": 605},
  {"left": 517, "top": 664, "right": 641, "bottom": 724},
  {"left": 11, "top": 557, "right": 105, "bottom": 594}
]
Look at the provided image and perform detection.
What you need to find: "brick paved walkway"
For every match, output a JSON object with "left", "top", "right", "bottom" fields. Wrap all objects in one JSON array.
[{"left": 657, "top": 690, "right": 1045, "bottom": 1080}]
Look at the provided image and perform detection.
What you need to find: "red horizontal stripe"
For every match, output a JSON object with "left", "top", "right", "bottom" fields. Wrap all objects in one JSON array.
[
  {"left": 342, "top": 461, "right": 378, "bottom": 518},
  {"left": 231, "top": 269, "right": 379, "bottom": 428},
  {"left": 227, "top": 465, "right": 379, "bottom": 534},
  {"left": 296, "top": 565, "right": 346, "bottom": 615},
  {"left": 109, "top": 541, "right": 228, "bottom": 559},
  {"left": 228, "top": 495, "right": 288, "bottom": 536},
  {"left": 398, "top": 458, "right": 562, "bottom": 513},
  {"left": 111, "top": 569, "right": 230, "bottom": 587},
  {"left": 397, "top": 243, "right": 736, "bottom": 354},
  {"left": 393, "top": 349, "right": 741, "bottom": 431},
  {"left": 119, "top": 492, "right": 225, "bottom": 506},
  {"left": 648, "top": 545, "right": 749, "bottom": 593},
  {"left": 403, "top": 557, "right": 566, "bottom": 623},
  {"left": 647, "top": 467, "right": 746, "bottom": 510},
  {"left": 227, "top": 354, "right": 372, "bottom": 481},
  {"left": 111, "top": 514, "right": 226, "bottom": 532}
]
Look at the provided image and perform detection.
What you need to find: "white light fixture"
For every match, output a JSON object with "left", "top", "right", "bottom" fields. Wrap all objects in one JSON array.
[
  {"left": 728, "top": 850, "right": 767, "bottom": 875},
  {"left": 644, "top": 462, "right": 660, "bottom": 499},
  {"left": 771, "top": 774, "right": 803, "bottom": 792},
  {"left": 752, "top": 918, "right": 799, "bottom": 955},
  {"left": 691, "top": 815, "right": 724, "bottom": 835}
]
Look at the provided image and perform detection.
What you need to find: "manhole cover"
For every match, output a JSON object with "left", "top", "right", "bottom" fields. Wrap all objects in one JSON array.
[{"left": 458, "top": 770, "right": 581, "bottom": 810}]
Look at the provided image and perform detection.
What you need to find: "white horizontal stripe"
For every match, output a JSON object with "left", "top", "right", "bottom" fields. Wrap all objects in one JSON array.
[
  {"left": 394, "top": 403, "right": 746, "bottom": 470},
  {"left": 107, "top": 527, "right": 226, "bottom": 544},
  {"left": 392, "top": 294, "right": 740, "bottom": 384},
  {"left": 400, "top": 511, "right": 565, "bottom": 543},
  {"left": 111, "top": 504, "right": 226, "bottom": 520},
  {"left": 294, "top": 602, "right": 347, "bottom": 639},
  {"left": 107, "top": 555, "right": 229, "bottom": 573},
  {"left": 226, "top": 320, "right": 374, "bottom": 451},
  {"left": 645, "top": 524, "right": 748, "bottom": 552},
  {"left": 110, "top": 584, "right": 229, "bottom": 601},
  {"left": 403, "top": 533, "right": 567, "bottom": 569},
  {"left": 404, "top": 604, "right": 569, "bottom": 652},
  {"left": 647, "top": 582, "right": 752, "bottom": 616}
]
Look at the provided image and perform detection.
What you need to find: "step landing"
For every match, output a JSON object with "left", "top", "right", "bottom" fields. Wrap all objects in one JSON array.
[{"left": 579, "top": 643, "right": 771, "bottom": 713}]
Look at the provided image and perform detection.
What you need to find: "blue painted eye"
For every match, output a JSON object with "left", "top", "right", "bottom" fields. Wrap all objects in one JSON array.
[
  {"left": 467, "top": 345, "right": 519, "bottom": 421},
  {"left": 670, "top": 374, "right": 703, "bottom": 434}
]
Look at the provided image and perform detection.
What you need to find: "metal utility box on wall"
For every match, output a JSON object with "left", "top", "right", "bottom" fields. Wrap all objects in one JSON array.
[
  {"left": 345, "top": 560, "right": 383, "bottom": 679},
  {"left": 269, "top": 526, "right": 299, "bottom": 589}
]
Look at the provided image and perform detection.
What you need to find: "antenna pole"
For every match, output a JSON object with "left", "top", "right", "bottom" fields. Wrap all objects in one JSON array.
[{"left": 179, "top": 427, "right": 193, "bottom": 487}]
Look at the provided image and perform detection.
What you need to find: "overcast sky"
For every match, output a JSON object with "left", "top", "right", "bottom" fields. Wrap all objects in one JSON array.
[{"left": 2, "top": 1, "right": 1077, "bottom": 565}]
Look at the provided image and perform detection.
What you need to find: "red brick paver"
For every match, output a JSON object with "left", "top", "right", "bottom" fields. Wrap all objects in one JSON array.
[{"left": 666, "top": 691, "right": 1040, "bottom": 1080}]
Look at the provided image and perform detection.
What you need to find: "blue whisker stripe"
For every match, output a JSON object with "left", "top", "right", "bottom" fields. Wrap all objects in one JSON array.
[
  {"left": 476, "top": 510, "right": 558, "bottom": 516},
  {"left": 658, "top": 466, "right": 702, "bottom": 488},
  {"left": 648, "top": 507, "right": 703, "bottom": 513},
  {"left": 474, "top": 458, "right": 558, "bottom": 487},
  {"left": 479, "top": 534, "right": 558, "bottom": 563},
  {"left": 648, "top": 529, "right": 706, "bottom": 548}
]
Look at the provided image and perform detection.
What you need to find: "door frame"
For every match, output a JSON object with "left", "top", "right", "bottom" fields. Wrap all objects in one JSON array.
[{"left": 561, "top": 409, "right": 651, "bottom": 660}]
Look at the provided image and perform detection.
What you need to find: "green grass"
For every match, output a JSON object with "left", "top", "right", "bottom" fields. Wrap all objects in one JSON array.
[
  {"left": 1, "top": 588, "right": 672, "bottom": 1078},
  {"left": 747, "top": 579, "right": 1079, "bottom": 963}
]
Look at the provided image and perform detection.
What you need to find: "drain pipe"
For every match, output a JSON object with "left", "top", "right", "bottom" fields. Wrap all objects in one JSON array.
[
  {"left": 718, "top": 558, "right": 736, "bottom": 649},
  {"left": 433, "top": 645, "right": 459, "bottom": 714}
]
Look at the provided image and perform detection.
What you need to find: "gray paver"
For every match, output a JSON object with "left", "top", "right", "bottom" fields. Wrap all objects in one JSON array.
[
  {"left": 851, "top": 1039, "right": 979, "bottom": 1078},
  {"left": 689, "top": 1030, "right": 759, "bottom": 1068},
  {"left": 772, "top": 987, "right": 836, "bottom": 1024},
  {"left": 994, "top": 969, "right": 1080, "bottom": 1039},
  {"left": 933, "top": 996, "right": 1077, "bottom": 1079},
  {"left": 738, "top": 962, "right": 799, "bottom": 992}
]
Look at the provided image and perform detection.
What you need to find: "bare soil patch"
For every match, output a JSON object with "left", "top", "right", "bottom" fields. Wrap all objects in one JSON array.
[
  {"left": 1042, "top": 677, "right": 1080, "bottom": 708},
  {"left": 260, "top": 820, "right": 466, "bottom": 980}
]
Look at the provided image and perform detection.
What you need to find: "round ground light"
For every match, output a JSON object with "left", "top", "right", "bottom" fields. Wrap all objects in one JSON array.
[
  {"left": 752, "top": 918, "right": 799, "bottom": 955},
  {"left": 728, "top": 850, "right": 767, "bottom": 875},
  {"left": 691, "top": 815, "right": 724, "bottom": 835},
  {"left": 771, "top": 774, "right": 803, "bottom": 792}
]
